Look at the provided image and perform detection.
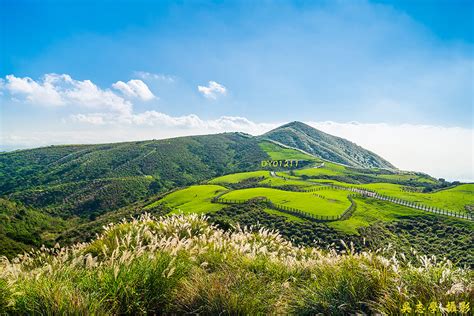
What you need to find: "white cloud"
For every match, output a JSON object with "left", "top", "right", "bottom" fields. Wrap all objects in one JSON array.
[
  {"left": 112, "top": 79, "right": 155, "bottom": 101},
  {"left": 198, "top": 81, "right": 227, "bottom": 99},
  {"left": 4, "top": 74, "right": 64, "bottom": 106},
  {"left": 134, "top": 71, "right": 175, "bottom": 82},
  {"left": 307, "top": 121, "right": 474, "bottom": 182},
  {"left": 70, "top": 113, "right": 106, "bottom": 125},
  {"left": 1, "top": 74, "right": 135, "bottom": 114}
]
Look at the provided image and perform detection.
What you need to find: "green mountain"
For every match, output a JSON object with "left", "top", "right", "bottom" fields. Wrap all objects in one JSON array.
[
  {"left": 0, "top": 133, "right": 268, "bottom": 218},
  {"left": 1, "top": 122, "right": 397, "bottom": 220},
  {"left": 2, "top": 121, "right": 464, "bottom": 260},
  {"left": 261, "top": 121, "right": 395, "bottom": 169}
]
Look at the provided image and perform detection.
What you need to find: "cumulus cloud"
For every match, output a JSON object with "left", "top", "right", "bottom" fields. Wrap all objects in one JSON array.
[
  {"left": 112, "top": 79, "right": 155, "bottom": 101},
  {"left": 67, "top": 111, "right": 275, "bottom": 136},
  {"left": 0, "top": 74, "right": 159, "bottom": 114},
  {"left": 198, "top": 81, "right": 227, "bottom": 99},
  {"left": 4, "top": 74, "right": 64, "bottom": 106}
]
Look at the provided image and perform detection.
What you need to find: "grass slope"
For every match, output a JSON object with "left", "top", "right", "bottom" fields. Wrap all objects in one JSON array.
[
  {"left": 262, "top": 121, "right": 395, "bottom": 169},
  {"left": 208, "top": 171, "right": 270, "bottom": 184},
  {"left": 146, "top": 185, "right": 228, "bottom": 214},
  {"left": 221, "top": 187, "right": 350, "bottom": 217},
  {"left": 353, "top": 183, "right": 474, "bottom": 213},
  {"left": 0, "top": 133, "right": 269, "bottom": 217},
  {"left": 258, "top": 141, "right": 318, "bottom": 161},
  {"left": 327, "top": 197, "right": 427, "bottom": 234},
  {"left": 1, "top": 214, "right": 471, "bottom": 315}
]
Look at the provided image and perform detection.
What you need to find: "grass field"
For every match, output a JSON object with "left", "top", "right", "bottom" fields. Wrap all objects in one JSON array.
[
  {"left": 376, "top": 173, "right": 437, "bottom": 183},
  {"left": 290, "top": 163, "right": 437, "bottom": 186},
  {"left": 353, "top": 183, "right": 474, "bottom": 212},
  {"left": 293, "top": 165, "right": 345, "bottom": 177},
  {"left": 146, "top": 185, "right": 228, "bottom": 214},
  {"left": 259, "top": 176, "right": 316, "bottom": 188},
  {"left": 258, "top": 141, "right": 318, "bottom": 161},
  {"left": 141, "top": 139, "right": 472, "bottom": 236},
  {"left": 209, "top": 171, "right": 270, "bottom": 184},
  {"left": 278, "top": 161, "right": 473, "bottom": 213},
  {"left": 220, "top": 187, "right": 350, "bottom": 217},
  {"left": 263, "top": 208, "right": 305, "bottom": 222},
  {"left": 327, "top": 197, "right": 426, "bottom": 234}
]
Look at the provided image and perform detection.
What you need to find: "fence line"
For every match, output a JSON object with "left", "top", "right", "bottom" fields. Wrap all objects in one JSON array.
[
  {"left": 213, "top": 174, "right": 473, "bottom": 222},
  {"left": 297, "top": 179, "right": 472, "bottom": 221},
  {"left": 212, "top": 195, "right": 358, "bottom": 222}
]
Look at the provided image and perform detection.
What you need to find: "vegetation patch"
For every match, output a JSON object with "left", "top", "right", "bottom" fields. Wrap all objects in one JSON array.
[
  {"left": 1, "top": 214, "right": 470, "bottom": 315},
  {"left": 146, "top": 185, "right": 228, "bottom": 214},
  {"left": 220, "top": 187, "right": 351, "bottom": 217}
]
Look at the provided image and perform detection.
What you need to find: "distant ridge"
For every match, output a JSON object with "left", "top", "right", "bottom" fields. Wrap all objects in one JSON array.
[{"left": 261, "top": 121, "right": 395, "bottom": 169}]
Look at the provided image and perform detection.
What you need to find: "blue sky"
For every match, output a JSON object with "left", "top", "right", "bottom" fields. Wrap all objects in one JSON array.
[{"left": 0, "top": 0, "right": 473, "bottom": 180}]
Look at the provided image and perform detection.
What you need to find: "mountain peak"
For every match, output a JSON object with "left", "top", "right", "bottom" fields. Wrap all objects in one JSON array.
[
  {"left": 277, "top": 121, "right": 312, "bottom": 129},
  {"left": 262, "top": 121, "right": 395, "bottom": 169}
]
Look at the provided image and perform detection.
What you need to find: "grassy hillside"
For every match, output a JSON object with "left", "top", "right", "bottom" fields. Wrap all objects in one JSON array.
[
  {"left": 0, "top": 133, "right": 268, "bottom": 217},
  {"left": 1, "top": 214, "right": 471, "bottom": 315},
  {"left": 220, "top": 187, "right": 351, "bottom": 217},
  {"left": 1, "top": 123, "right": 472, "bottom": 273},
  {"left": 0, "top": 133, "right": 270, "bottom": 257},
  {"left": 356, "top": 183, "right": 474, "bottom": 213},
  {"left": 209, "top": 170, "right": 270, "bottom": 184},
  {"left": 141, "top": 159, "right": 473, "bottom": 267},
  {"left": 258, "top": 140, "right": 319, "bottom": 161},
  {"left": 262, "top": 121, "right": 395, "bottom": 169},
  {"left": 146, "top": 185, "right": 227, "bottom": 214},
  {"left": 0, "top": 198, "right": 68, "bottom": 257}
]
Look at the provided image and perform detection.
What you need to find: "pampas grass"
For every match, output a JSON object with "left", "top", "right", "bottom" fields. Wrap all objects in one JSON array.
[{"left": 0, "top": 213, "right": 472, "bottom": 315}]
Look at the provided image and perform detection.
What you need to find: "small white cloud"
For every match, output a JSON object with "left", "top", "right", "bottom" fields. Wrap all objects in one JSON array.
[
  {"left": 134, "top": 71, "right": 175, "bottom": 82},
  {"left": 70, "top": 113, "right": 106, "bottom": 125},
  {"left": 198, "top": 81, "right": 227, "bottom": 99},
  {"left": 112, "top": 79, "right": 155, "bottom": 101}
]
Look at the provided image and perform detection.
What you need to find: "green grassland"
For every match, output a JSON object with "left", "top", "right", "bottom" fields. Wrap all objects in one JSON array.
[
  {"left": 299, "top": 179, "right": 474, "bottom": 213},
  {"left": 327, "top": 197, "right": 427, "bottom": 234},
  {"left": 262, "top": 208, "right": 305, "bottom": 222},
  {"left": 293, "top": 164, "right": 344, "bottom": 177},
  {"left": 1, "top": 129, "right": 472, "bottom": 266},
  {"left": 145, "top": 158, "right": 472, "bottom": 238},
  {"left": 146, "top": 185, "right": 227, "bottom": 214},
  {"left": 209, "top": 170, "right": 316, "bottom": 188},
  {"left": 259, "top": 176, "right": 316, "bottom": 188},
  {"left": 258, "top": 141, "right": 319, "bottom": 161},
  {"left": 220, "top": 187, "right": 350, "bottom": 217},
  {"left": 208, "top": 170, "right": 270, "bottom": 184},
  {"left": 292, "top": 162, "right": 438, "bottom": 186},
  {"left": 349, "top": 183, "right": 474, "bottom": 213}
]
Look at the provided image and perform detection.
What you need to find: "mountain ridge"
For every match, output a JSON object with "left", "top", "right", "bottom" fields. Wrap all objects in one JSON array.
[{"left": 261, "top": 121, "right": 395, "bottom": 169}]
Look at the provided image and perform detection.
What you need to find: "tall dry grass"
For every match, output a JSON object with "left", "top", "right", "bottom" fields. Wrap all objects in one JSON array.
[{"left": 0, "top": 213, "right": 472, "bottom": 315}]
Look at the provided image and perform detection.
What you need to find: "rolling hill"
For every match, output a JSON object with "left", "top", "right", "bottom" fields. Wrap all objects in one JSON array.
[
  {"left": 1, "top": 121, "right": 471, "bottom": 262},
  {"left": 0, "top": 133, "right": 269, "bottom": 217},
  {"left": 261, "top": 121, "right": 395, "bottom": 169}
]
